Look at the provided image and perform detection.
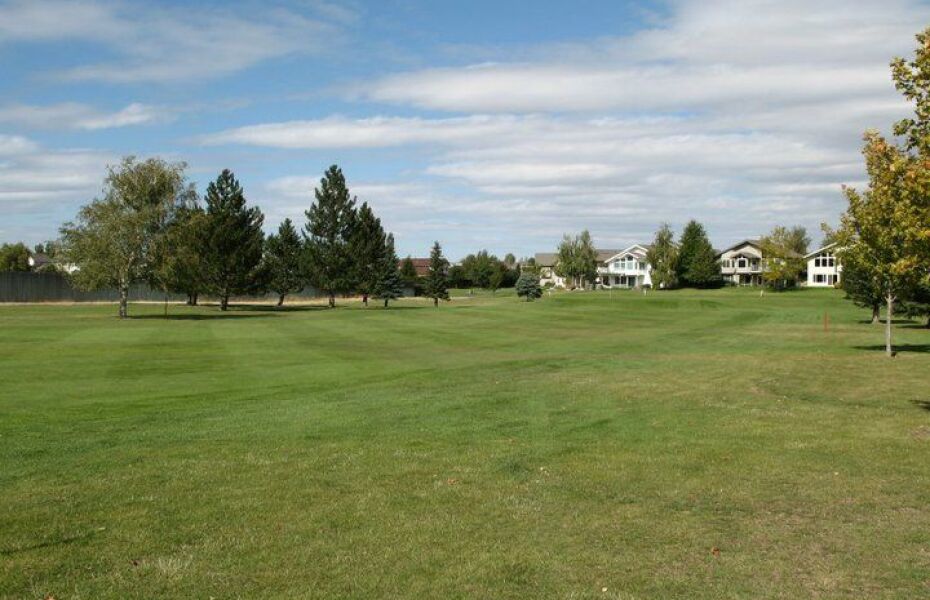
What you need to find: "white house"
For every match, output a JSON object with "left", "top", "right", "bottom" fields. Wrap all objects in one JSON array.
[
  {"left": 805, "top": 243, "right": 841, "bottom": 287},
  {"left": 717, "top": 239, "right": 764, "bottom": 286},
  {"left": 599, "top": 244, "right": 652, "bottom": 288}
]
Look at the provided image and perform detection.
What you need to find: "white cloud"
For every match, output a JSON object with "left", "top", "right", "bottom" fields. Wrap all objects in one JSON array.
[
  {"left": 0, "top": 102, "right": 168, "bottom": 130},
  {"left": 0, "top": 0, "right": 344, "bottom": 83}
]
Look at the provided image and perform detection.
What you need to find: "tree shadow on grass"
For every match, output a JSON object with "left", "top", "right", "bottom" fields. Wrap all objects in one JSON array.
[
  {"left": 857, "top": 318, "right": 916, "bottom": 325},
  {"left": 226, "top": 303, "right": 330, "bottom": 313},
  {"left": 129, "top": 312, "right": 277, "bottom": 320},
  {"left": 1, "top": 528, "right": 102, "bottom": 556},
  {"left": 853, "top": 344, "right": 930, "bottom": 354},
  {"left": 911, "top": 400, "right": 930, "bottom": 412}
]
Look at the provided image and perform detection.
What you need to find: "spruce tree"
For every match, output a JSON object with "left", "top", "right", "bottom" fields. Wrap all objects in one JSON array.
[
  {"left": 677, "top": 220, "right": 721, "bottom": 288},
  {"left": 373, "top": 234, "right": 403, "bottom": 307},
  {"left": 202, "top": 169, "right": 265, "bottom": 311},
  {"left": 646, "top": 223, "right": 678, "bottom": 289},
  {"left": 515, "top": 271, "right": 542, "bottom": 301},
  {"left": 349, "top": 202, "right": 385, "bottom": 306},
  {"left": 265, "top": 218, "right": 305, "bottom": 306},
  {"left": 304, "top": 165, "right": 358, "bottom": 308},
  {"left": 424, "top": 241, "right": 450, "bottom": 307}
]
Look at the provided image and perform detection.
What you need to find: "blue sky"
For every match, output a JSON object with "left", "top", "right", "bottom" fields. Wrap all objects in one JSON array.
[{"left": 1, "top": 0, "right": 928, "bottom": 259}]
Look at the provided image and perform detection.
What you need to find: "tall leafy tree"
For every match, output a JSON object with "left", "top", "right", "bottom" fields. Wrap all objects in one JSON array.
[
  {"left": 555, "top": 230, "right": 597, "bottom": 289},
  {"left": 760, "top": 226, "right": 808, "bottom": 290},
  {"left": 304, "top": 165, "right": 357, "bottom": 308},
  {"left": 61, "top": 157, "right": 193, "bottom": 318},
  {"left": 202, "top": 169, "right": 265, "bottom": 311},
  {"left": 373, "top": 233, "right": 403, "bottom": 307},
  {"left": 350, "top": 202, "right": 385, "bottom": 306},
  {"left": 900, "top": 282, "right": 930, "bottom": 328},
  {"left": 265, "top": 218, "right": 305, "bottom": 306},
  {"left": 833, "top": 131, "right": 929, "bottom": 356},
  {"left": 424, "top": 241, "right": 450, "bottom": 307},
  {"left": 646, "top": 223, "right": 678, "bottom": 290},
  {"left": 462, "top": 250, "right": 495, "bottom": 289},
  {"left": 0, "top": 243, "right": 31, "bottom": 272},
  {"left": 676, "top": 220, "right": 721, "bottom": 287}
]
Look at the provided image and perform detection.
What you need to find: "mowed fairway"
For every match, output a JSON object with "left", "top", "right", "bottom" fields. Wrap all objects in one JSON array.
[{"left": 1, "top": 289, "right": 929, "bottom": 598}]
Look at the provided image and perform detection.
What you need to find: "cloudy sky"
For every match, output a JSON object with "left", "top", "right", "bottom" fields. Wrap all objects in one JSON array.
[{"left": 1, "top": 0, "right": 927, "bottom": 258}]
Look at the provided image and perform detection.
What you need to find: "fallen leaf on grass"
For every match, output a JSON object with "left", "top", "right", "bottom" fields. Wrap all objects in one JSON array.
[{"left": 711, "top": 547, "right": 721, "bottom": 557}]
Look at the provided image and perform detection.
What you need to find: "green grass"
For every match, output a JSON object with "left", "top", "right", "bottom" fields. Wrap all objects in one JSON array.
[{"left": 1, "top": 288, "right": 928, "bottom": 598}]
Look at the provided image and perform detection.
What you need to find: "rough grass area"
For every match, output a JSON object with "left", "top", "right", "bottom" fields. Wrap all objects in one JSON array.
[{"left": 1, "top": 288, "right": 928, "bottom": 598}]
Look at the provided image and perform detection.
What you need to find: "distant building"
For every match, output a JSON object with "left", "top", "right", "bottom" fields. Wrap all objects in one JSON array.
[
  {"left": 717, "top": 239, "right": 764, "bottom": 286},
  {"left": 398, "top": 258, "right": 431, "bottom": 277},
  {"left": 534, "top": 247, "right": 653, "bottom": 289},
  {"left": 598, "top": 244, "right": 653, "bottom": 288},
  {"left": 804, "top": 243, "right": 841, "bottom": 287}
]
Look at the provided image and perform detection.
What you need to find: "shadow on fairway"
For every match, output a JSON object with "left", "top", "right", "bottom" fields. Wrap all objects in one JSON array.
[
  {"left": 130, "top": 312, "right": 276, "bottom": 321},
  {"left": 853, "top": 344, "right": 930, "bottom": 354},
  {"left": 226, "top": 304, "right": 329, "bottom": 313},
  {"left": 1, "top": 528, "right": 102, "bottom": 556},
  {"left": 857, "top": 318, "right": 916, "bottom": 325}
]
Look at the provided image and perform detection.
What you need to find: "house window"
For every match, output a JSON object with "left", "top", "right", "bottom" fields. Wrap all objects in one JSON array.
[
  {"left": 737, "top": 258, "right": 747, "bottom": 268},
  {"left": 814, "top": 274, "right": 825, "bottom": 283}
]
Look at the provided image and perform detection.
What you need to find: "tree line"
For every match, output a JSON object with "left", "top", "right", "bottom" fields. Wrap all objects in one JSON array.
[
  {"left": 57, "top": 160, "right": 452, "bottom": 318},
  {"left": 829, "top": 26, "right": 930, "bottom": 355}
]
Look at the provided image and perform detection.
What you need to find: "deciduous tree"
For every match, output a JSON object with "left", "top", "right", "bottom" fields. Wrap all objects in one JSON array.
[
  {"left": 760, "top": 226, "right": 808, "bottom": 290},
  {"left": 0, "top": 242, "right": 31, "bottom": 272},
  {"left": 61, "top": 157, "right": 193, "bottom": 318}
]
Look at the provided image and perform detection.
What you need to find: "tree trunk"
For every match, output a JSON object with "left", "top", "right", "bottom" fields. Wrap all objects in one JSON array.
[
  {"left": 221, "top": 294, "right": 229, "bottom": 311},
  {"left": 885, "top": 294, "right": 894, "bottom": 357},
  {"left": 384, "top": 298, "right": 389, "bottom": 308},
  {"left": 363, "top": 293, "right": 368, "bottom": 307},
  {"left": 433, "top": 297, "right": 438, "bottom": 307},
  {"left": 871, "top": 305, "right": 880, "bottom": 324},
  {"left": 118, "top": 284, "right": 128, "bottom": 319},
  {"left": 277, "top": 293, "right": 285, "bottom": 307},
  {"left": 329, "top": 292, "right": 336, "bottom": 308}
]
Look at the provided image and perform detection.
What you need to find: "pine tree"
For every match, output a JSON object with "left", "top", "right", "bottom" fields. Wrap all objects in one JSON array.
[
  {"left": 265, "top": 218, "right": 305, "bottom": 306},
  {"left": 515, "top": 271, "right": 542, "bottom": 301},
  {"left": 304, "top": 165, "right": 358, "bottom": 308},
  {"left": 373, "top": 233, "right": 403, "bottom": 307},
  {"left": 676, "top": 220, "right": 721, "bottom": 288},
  {"left": 349, "top": 202, "right": 385, "bottom": 306},
  {"left": 646, "top": 223, "right": 678, "bottom": 290},
  {"left": 150, "top": 204, "right": 207, "bottom": 306},
  {"left": 202, "top": 169, "right": 265, "bottom": 311},
  {"left": 424, "top": 241, "right": 450, "bottom": 307}
]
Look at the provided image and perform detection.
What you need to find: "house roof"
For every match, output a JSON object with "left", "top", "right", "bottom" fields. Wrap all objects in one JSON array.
[
  {"left": 603, "top": 244, "right": 650, "bottom": 262},
  {"left": 715, "top": 239, "right": 761, "bottom": 258},
  {"left": 399, "top": 258, "right": 431, "bottom": 277},
  {"left": 28, "top": 252, "right": 53, "bottom": 267},
  {"left": 804, "top": 242, "right": 838, "bottom": 259},
  {"left": 534, "top": 249, "right": 622, "bottom": 267}
]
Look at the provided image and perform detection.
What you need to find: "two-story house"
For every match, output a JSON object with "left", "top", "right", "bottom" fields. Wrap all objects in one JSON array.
[
  {"left": 535, "top": 249, "right": 622, "bottom": 288},
  {"left": 717, "top": 239, "right": 764, "bottom": 286},
  {"left": 804, "top": 243, "right": 841, "bottom": 287},
  {"left": 598, "top": 244, "right": 653, "bottom": 288}
]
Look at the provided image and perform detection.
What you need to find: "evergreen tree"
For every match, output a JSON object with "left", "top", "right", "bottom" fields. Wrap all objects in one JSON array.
[
  {"left": 149, "top": 204, "right": 207, "bottom": 307},
  {"left": 677, "top": 220, "right": 721, "bottom": 287},
  {"left": 202, "top": 169, "right": 265, "bottom": 311},
  {"left": 265, "top": 218, "right": 305, "bottom": 306},
  {"left": 350, "top": 202, "right": 385, "bottom": 306},
  {"left": 900, "top": 282, "right": 930, "bottom": 328},
  {"left": 304, "top": 165, "right": 358, "bottom": 308},
  {"left": 839, "top": 255, "right": 885, "bottom": 324},
  {"left": 515, "top": 271, "right": 542, "bottom": 301},
  {"left": 646, "top": 223, "right": 678, "bottom": 289},
  {"left": 424, "top": 241, "right": 450, "bottom": 307},
  {"left": 373, "top": 233, "right": 403, "bottom": 307},
  {"left": 400, "top": 256, "right": 419, "bottom": 286}
]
